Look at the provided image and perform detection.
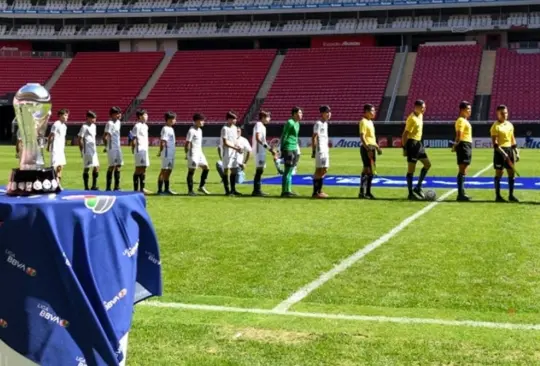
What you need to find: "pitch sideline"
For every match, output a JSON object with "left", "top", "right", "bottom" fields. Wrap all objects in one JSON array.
[
  {"left": 273, "top": 163, "right": 494, "bottom": 312},
  {"left": 140, "top": 300, "right": 540, "bottom": 331}
]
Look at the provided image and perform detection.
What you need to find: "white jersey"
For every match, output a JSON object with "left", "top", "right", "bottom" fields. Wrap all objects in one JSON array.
[
  {"left": 186, "top": 126, "right": 203, "bottom": 155},
  {"left": 221, "top": 125, "right": 238, "bottom": 153},
  {"left": 49, "top": 120, "right": 67, "bottom": 154},
  {"left": 236, "top": 136, "right": 252, "bottom": 165},
  {"left": 105, "top": 119, "right": 122, "bottom": 151},
  {"left": 160, "top": 125, "right": 176, "bottom": 159},
  {"left": 251, "top": 121, "right": 267, "bottom": 155},
  {"left": 78, "top": 124, "right": 97, "bottom": 156},
  {"left": 313, "top": 120, "right": 329, "bottom": 153},
  {"left": 131, "top": 122, "right": 149, "bottom": 152}
]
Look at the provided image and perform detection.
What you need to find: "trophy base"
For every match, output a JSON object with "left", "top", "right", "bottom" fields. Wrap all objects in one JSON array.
[{"left": 6, "top": 168, "right": 62, "bottom": 196}]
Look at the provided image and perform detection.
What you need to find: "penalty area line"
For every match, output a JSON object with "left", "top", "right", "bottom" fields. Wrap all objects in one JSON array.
[
  {"left": 140, "top": 300, "right": 540, "bottom": 331},
  {"left": 273, "top": 163, "right": 494, "bottom": 312}
]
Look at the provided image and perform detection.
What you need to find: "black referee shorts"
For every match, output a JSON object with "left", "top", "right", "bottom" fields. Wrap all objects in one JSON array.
[
  {"left": 493, "top": 147, "right": 514, "bottom": 170},
  {"left": 455, "top": 141, "right": 472, "bottom": 165},
  {"left": 405, "top": 139, "right": 428, "bottom": 163},
  {"left": 360, "top": 145, "right": 377, "bottom": 168},
  {"left": 281, "top": 150, "right": 299, "bottom": 167}
]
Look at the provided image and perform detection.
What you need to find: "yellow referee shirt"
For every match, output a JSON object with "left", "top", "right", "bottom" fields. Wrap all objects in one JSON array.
[
  {"left": 490, "top": 120, "right": 514, "bottom": 148},
  {"left": 455, "top": 117, "right": 472, "bottom": 143},
  {"left": 405, "top": 112, "right": 423, "bottom": 141},
  {"left": 359, "top": 118, "right": 376, "bottom": 145}
]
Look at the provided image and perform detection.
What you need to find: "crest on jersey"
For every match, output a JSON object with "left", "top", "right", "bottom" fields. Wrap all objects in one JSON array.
[{"left": 62, "top": 195, "right": 116, "bottom": 214}]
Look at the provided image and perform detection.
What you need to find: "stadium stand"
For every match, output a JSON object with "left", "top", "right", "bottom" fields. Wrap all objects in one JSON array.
[
  {"left": 405, "top": 44, "right": 482, "bottom": 121},
  {"left": 138, "top": 49, "right": 275, "bottom": 123},
  {"left": 50, "top": 52, "right": 164, "bottom": 122},
  {"left": 490, "top": 49, "right": 540, "bottom": 120},
  {"left": 0, "top": 57, "right": 62, "bottom": 95},
  {"left": 262, "top": 47, "right": 396, "bottom": 122}
]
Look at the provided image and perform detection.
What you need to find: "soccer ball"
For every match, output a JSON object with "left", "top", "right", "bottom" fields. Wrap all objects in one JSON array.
[{"left": 425, "top": 190, "right": 437, "bottom": 201}]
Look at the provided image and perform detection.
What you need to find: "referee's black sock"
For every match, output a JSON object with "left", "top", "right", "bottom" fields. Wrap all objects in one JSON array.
[
  {"left": 494, "top": 176, "right": 502, "bottom": 197},
  {"left": 83, "top": 172, "right": 89, "bottom": 190},
  {"left": 164, "top": 180, "right": 170, "bottom": 192},
  {"left": 200, "top": 169, "right": 209, "bottom": 188},
  {"left": 360, "top": 173, "right": 367, "bottom": 195},
  {"left": 92, "top": 171, "right": 99, "bottom": 189},
  {"left": 140, "top": 173, "right": 146, "bottom": 191},
  {"left": 230, "top": 173, "right": 237, "bottom": 193},
  {"left": 417, "top": 168, "right": 428, "bottom": 189},
  {"left": 253, "top": 169, "right": 263, "bottom": 192},
  {"left": 106, "top": 170, "right": 112, "bottom": 191},
  {"left": 114, "top": 170, "right": 120, "bottom": 190},
  {"left": 406, "top": 173, "right": 414, "bottom": 195},
  {"left": 457, "top": 173, "right": 464, "bottom": 196},
  {"left": 133, "top": 173, "right": 139, "bottom": 191},
  {"left": 509, "top": 176, "right": 515, "bottom": 197},
  {"left": 158, "top": 179, "right": 163, "bottom": 193},
  {"left": 187, "top": 171, "right": 194, "bottom": 192},
  {"left": 366, "top": 174, "right": 373, "bottom": 195}
]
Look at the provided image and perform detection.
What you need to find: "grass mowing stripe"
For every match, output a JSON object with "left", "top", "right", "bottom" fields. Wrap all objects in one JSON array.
[
  {"left": 140, "top": 300, "right": 540, "bottom": 331},
  {"left": 273, "top": 163, "right": 494, "bottom": 312}
]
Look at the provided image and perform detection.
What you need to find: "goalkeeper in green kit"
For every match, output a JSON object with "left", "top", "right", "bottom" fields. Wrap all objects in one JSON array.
[{"left": 280, "top": 107, "right": 303, "bottom": 197}]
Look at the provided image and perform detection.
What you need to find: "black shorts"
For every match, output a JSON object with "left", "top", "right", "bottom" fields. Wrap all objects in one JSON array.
[
  {"left": 281, "top": 150, "right": 299, "bottom": 167},
  {"left": 455, "top": 141, "right": 472, "bottom": 165},
  {"left": 493, "top": 147, "right": 515, "bottom": 170},
  {"left": 405, "top": 139, "right": 428, "bottom": 163},
  {"left": 360, "top": 145, "right": 377, "bottom": 168}
]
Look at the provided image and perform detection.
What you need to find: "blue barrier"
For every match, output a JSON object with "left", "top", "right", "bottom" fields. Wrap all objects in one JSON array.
[{"left": 250, "top": 175, "right": 540, "bottom": 190}]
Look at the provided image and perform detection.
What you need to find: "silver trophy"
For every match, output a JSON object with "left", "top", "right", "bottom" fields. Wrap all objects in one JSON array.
[{"left": 7, "top": 83, "right": 61, "bottom": 196}]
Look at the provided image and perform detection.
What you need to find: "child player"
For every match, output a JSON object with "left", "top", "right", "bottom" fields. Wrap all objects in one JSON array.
[
  {"left": 235, "top": 126, "right": 252, "bottom": 184},
  {"left": 157, "top": 111, "right": 177, "bottom": 195},
  {"left": 490, "top": 104, "right": 519, "bottom": 202},
  {"left": 103, "top": 106, "right": 123, "bottom": 191},
  {"left": 312, "top": 105, "right": 331, "bottom": 198},
  {"left": 251, "top": 110, "right": 277, "bottom": 196},
  {"left": 131, "top": 109, "right": 151, "bottom": 194},
  {"left": 78, "top": 111, "right": 99, "bottom": 190},
  {"left": 220, "top": 110, "right": 243, "bottom": 196},
  {"left": 47, "top": 109, "right": 69, "bottom": 182},
  {"left": 280, "top": 107, "right": 302, "bottom": 197},
  {"left": 185, "top": 113, "right": 210, "bottom": 196}
]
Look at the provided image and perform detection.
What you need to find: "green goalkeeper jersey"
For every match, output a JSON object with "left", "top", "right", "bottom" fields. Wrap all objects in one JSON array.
[{"left": 280, "top": 118, "right": 300, "bottom": 151}]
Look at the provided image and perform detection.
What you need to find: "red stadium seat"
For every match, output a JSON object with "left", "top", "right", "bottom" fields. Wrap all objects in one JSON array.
[
  {"left": 262, "top": 47, "right": 396, "bottom": 122},
  {"left": 0, "top": 57, "right": 62, "bottom": 95},
  {"left": 490, "top": 49, "right": 540, "bottom": 121},
  {"left": 50, "top": 52, "right": 164, "bottom": 122},
  {"left": 139, "top": 49, "right": 276, "bottom": 124},
  {"left": 405, "top": 44, "right": 482, "bottom": 121}
]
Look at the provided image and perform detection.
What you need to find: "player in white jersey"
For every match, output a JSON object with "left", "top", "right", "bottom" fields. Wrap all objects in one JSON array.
[
  {"left": 220, "top": 110, "right": 243, "bottom": 196},
  {"left": 103, "top": 106, "right": 123, "bottom": 191},
  {"left": 47, "top": 109, "right": 69, "bottom": 182},
  {"left": 185, "top": 113, "right": 211, "bottom": 196},
  {"left": 78, "top": 111, "right": 100, "bottom": 190},
  {"left": 311, "top": 105, "right": 331, "bottom": 198},
  {"left": 251, "top": 110, "right": 277, "bottom": 196},
  {"left": 235, "top": 126, "right": 252, "bottom": 184},
  {"left": 131, "top": 109, "right": 152, "bottom": 195},
  {"left": 157, "top": 111, "right": 177, "bottom": 195}
]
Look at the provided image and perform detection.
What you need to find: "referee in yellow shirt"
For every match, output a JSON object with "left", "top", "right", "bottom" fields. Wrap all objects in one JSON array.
[
  {"left": 359, "top": 104, "right": 382, "bottom": 199},
  {"left": 401, "top": 99, "right": 431, "bottom": 200},
  {"left": 490, "top": 104, "right": 519, "bottom": 202},
  {"left": 452, "top": 101, "right": 473, "bottom": 201}
]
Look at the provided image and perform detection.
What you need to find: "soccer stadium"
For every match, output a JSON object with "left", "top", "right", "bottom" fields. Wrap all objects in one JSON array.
[{"left": 1, "top": 0, "right": 540, "bottom": 364}]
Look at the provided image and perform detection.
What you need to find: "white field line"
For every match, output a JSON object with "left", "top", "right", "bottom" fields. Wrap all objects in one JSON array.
[
  {"left": 140, "top": 300, "right": 540, "bottom": 331},
  {"left": 273, "top": 163, "right": 494, "bottom": 312}
]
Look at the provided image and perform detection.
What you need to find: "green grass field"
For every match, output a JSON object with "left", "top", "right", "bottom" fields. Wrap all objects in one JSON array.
[{"left": 2, "top": 145, "right": 540, "bottom": 365}]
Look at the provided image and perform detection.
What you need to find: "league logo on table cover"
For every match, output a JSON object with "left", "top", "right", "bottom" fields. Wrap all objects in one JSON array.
[
  {"left": 103, "top": 288, "right": 128, "bottom": 311},
  {"left": 5, "top": 249, "right": 37, "bottom": 277},
  {"left": 62, "top": 195, "right": 116, "bottom": 214},
  {"left": 37, "top": 303, "right": 69, "bottom": 328}
]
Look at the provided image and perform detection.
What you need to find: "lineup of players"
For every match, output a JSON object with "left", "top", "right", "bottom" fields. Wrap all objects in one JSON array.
[{"left": 16, "top": 101, "right": 520, "bottom": 201}]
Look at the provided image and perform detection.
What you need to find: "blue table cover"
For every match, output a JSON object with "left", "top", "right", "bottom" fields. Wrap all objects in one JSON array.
[{"left": 0, "top": 188, "right": 162, "bottom": 366}]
